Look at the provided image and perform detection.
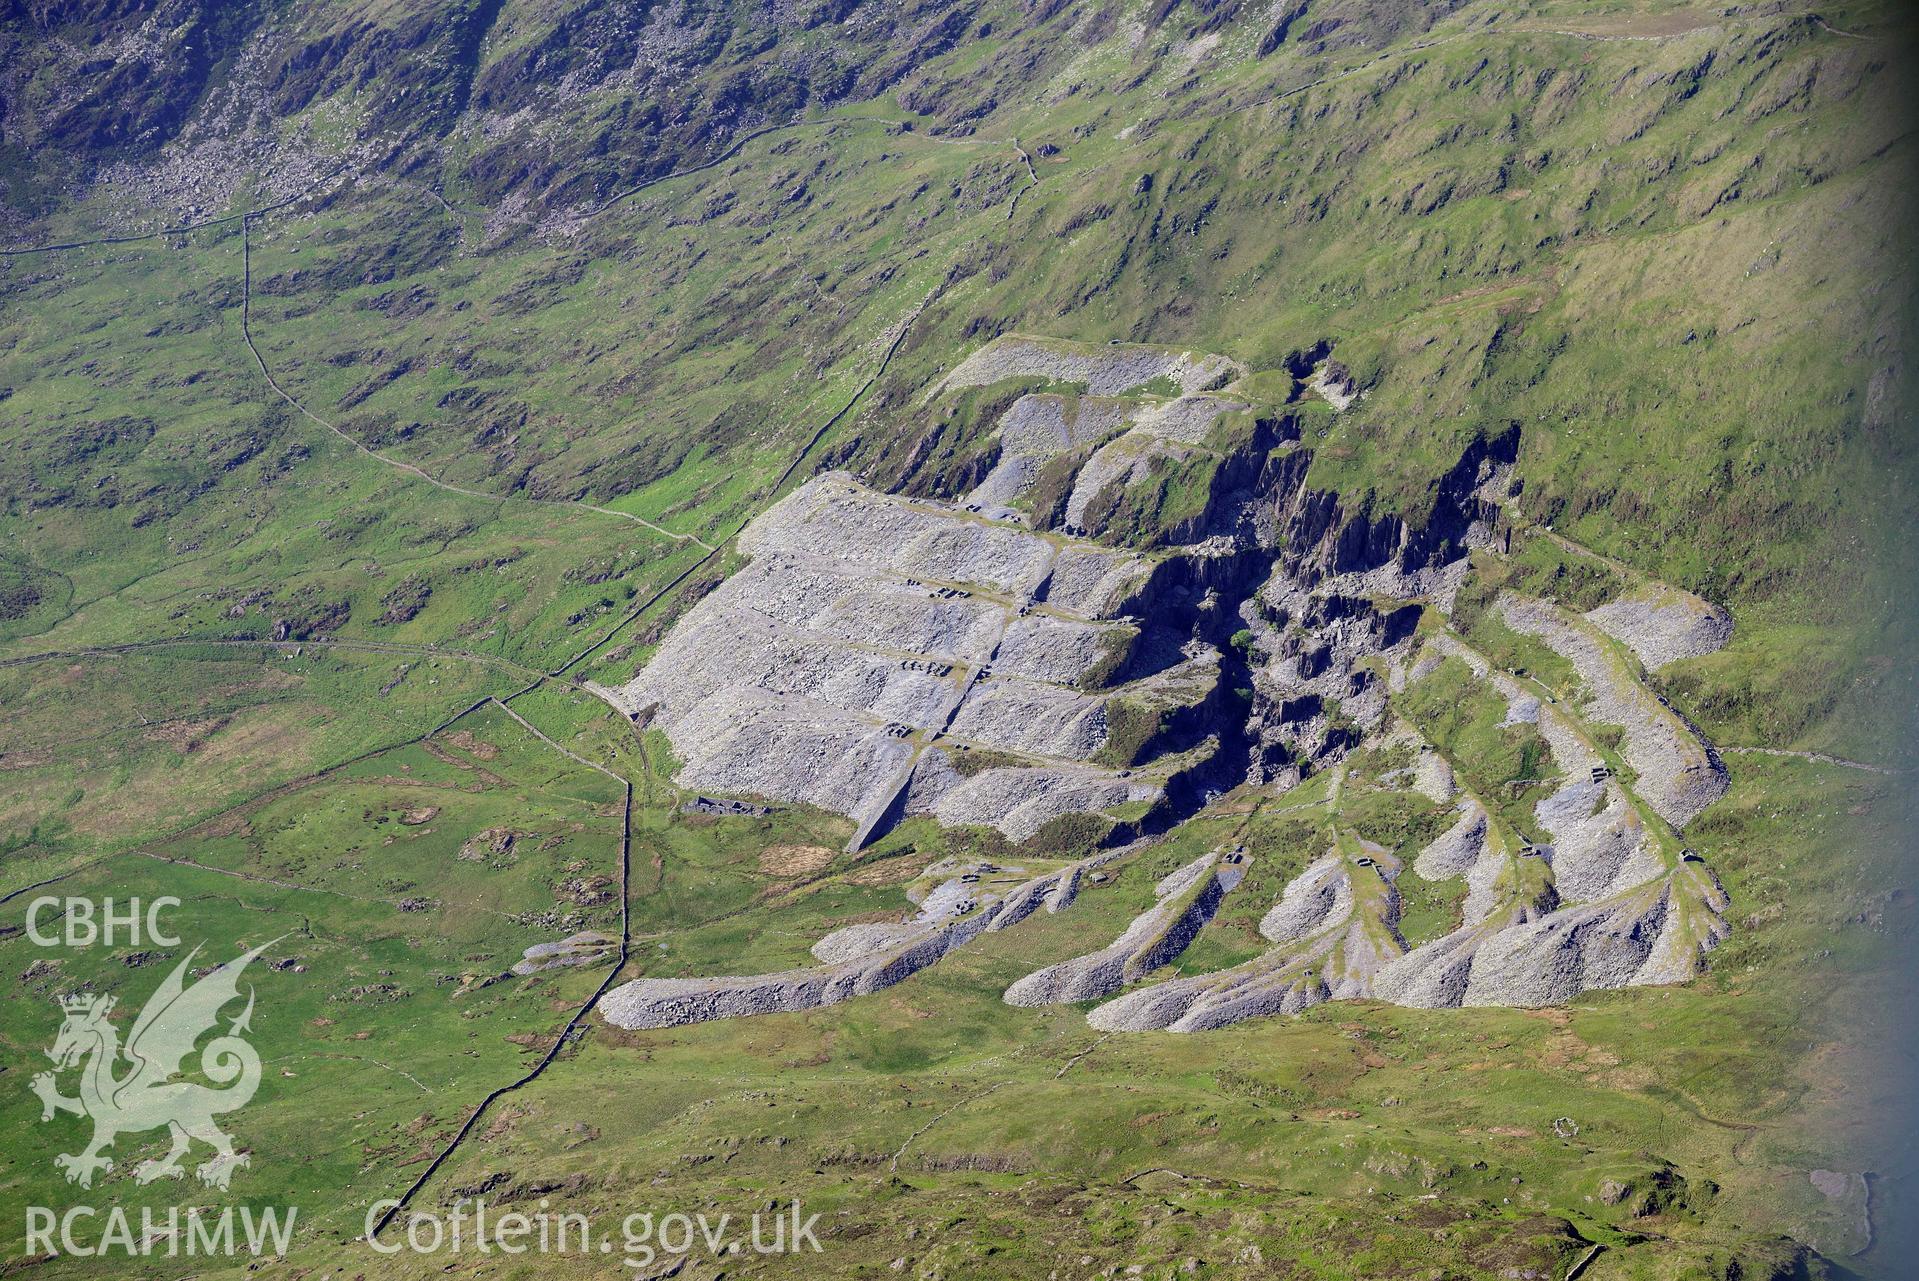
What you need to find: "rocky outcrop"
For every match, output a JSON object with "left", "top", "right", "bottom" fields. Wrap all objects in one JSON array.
[
  {"left": 3, "top": 0, "right": 261, "bottom": 160},
  {"left": 1236, "top": 427, "right": 1518, "bottom": 787},
  {"left": 1003, "top": 851, "right": 1247, "bottom": 1006},
  {"left": 1307, "top": 362, "right": 1359, "bottom": 410},
  {"left": 8, "top": 0, "right": 1015, "bottom": 219}
]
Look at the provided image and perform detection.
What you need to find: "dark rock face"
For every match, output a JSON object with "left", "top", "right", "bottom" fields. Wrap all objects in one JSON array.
[
  {"left": 988, "top": 405, "right": 1522, "bottom": 803},
  {"left": 1, "top": 0, "right": 999, "bottom": 211},
  {"left": 1239, "top": 425, "right": 1518, "bottom": 783},
  {"left": 264, "top": 0, "right": 507, "bottom": 139},
  {"left": 4, "top": 0, "right": 259, "bottom": 157},
  {"left": 0, "top": 0, "right": 1493, "bottom": 219},
  {"left": 1282, "top": 424, "right": 1519, "bottom": 582},
  {"left": 1092, "top": 419, "right": 1520, "bottom": 794}
]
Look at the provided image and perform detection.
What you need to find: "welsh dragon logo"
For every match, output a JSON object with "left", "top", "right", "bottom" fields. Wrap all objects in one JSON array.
[{"left": 31, "top": 940, "right": 274, "bottom": 1189}]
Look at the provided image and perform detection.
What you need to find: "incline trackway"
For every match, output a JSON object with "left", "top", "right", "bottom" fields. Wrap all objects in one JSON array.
[{"left": 1720, "top": 745, "right": 1909, "bottom": 777}]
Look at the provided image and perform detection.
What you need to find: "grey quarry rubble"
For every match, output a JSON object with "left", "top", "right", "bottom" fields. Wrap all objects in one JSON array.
[
  {"left": 1585, "top": 587, "right": 1735, "bottom": 672},
  {"left": 1003, "top": 850, "right": 1247, "bottom": 1006},
  {"left": 597, "top": 334, "right": 1743, "bottom": 1036},
  {"left": 935, "top": 334, "right": 1245, "bottom": 398},
  {"left": 599, "top": 857, "right": 1096, "bottom": 1030},
  {"left": 610, "top": 472, "right": 1187, "bottom": 848},
  {"left": 1496, "top": 592, "right": 1729, "bottom": 828},
  {"left": 1087, "top": 838, "right": 1404, "bottom": 1032}
]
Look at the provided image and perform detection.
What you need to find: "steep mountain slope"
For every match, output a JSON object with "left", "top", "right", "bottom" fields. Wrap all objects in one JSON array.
[
  {"left": 1, "top": 1, "right": 1914, "bottom": 1277},
  {"left": 6, "top": 1, "right": 1909, "bottom": 754}
]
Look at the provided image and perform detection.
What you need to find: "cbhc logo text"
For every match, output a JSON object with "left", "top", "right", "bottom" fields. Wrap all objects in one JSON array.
[{"left": 26, "top": 897, "right": 182, "bottom": 948}]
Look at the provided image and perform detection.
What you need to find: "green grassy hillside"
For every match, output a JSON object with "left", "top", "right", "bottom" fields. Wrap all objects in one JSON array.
[{"left": 0, "top": 0, "right": 1913, "bottom": 1277}]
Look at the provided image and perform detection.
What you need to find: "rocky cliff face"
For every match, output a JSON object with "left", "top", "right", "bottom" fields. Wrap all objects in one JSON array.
[
  {"left": 3, "top": 0, "right": 257, "bottom": 162},
  {"left": 970, "top": 370, "right": 1517, "bottom": 801},
  {"left": 2, "top": 0, "right": 1002, "bottom": 216},
  {"left": 836, "top": 335, "right": 1527, "bottom": 814},
  {"left": 1239, "top": 425, "right": 1521, "bottom": 786},
  {"left": 1, "top": 0, "right": 1492, "bottom": 227}
]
